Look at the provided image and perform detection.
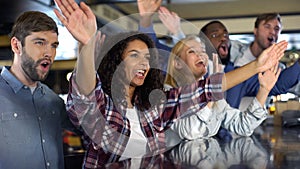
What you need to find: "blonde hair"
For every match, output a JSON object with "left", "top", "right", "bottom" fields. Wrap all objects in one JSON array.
[{"left": 165, "top": 35, "right": 205, "bottom": 88}]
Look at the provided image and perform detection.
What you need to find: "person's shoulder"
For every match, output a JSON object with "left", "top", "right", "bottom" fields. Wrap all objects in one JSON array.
[
  {"left": 230, "top": 40, "right": 249, "bottom": 62},
  {"left": 40, "top": 83, "right": 64, "bottom": 100},
  {"left": 230, "top": 40, "right": 248, "bottom": 48},
  {"left": 214, "top": 99, "right": 228, "bottom": 107},
  {"left": 164, "top": 84, "right": 172, "bottom": 91},
  {"left": 230, "top": 40, "right": 249, "bottom": 54},
  {"left": 278, "top": 62, "right": 286, "bottom": 69},
  {"left": 40, "top": 83, "right": 52, "bottom": 91},
  {"left": 213, "top": 99, "right": 234, "bottom": 112}
]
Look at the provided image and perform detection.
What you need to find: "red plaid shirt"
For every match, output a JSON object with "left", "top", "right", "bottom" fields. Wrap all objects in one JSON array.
[{"left": 66, "top": 72, "right": 224, "bottom": 168}]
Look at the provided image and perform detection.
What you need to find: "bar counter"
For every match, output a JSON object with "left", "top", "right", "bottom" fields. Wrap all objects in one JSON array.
[{"left": 64, "top": 125, "right": 300, "bottom": 169}]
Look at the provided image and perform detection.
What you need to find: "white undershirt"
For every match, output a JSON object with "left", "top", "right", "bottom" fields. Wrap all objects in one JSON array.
[
  {"left": 120, "top": 107, "right": 148, "bottom": 164},
  {"left": 234, "top": 47, "right": 256, "bottom": 67},
  {"left": 29, "top": 86, "right": 36, "bottom": 94}
]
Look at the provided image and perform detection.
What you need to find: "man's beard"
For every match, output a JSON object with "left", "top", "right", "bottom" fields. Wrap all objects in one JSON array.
[{"left": 21, "top": 49, "right": 50, "bottom": 82}]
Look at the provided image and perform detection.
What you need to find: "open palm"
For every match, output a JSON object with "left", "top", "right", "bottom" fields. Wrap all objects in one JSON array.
[
  {"left": 256, "top": 41, "right": 287, "bottom": 72},
  {"left": 54, "top": 0, "right": 97, "bottom": 45},
  {"left": 258, "top": 63, "right": 281, "bottom": 92}
]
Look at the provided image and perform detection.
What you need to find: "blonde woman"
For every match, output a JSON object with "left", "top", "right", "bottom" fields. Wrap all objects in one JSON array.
[{"left": 164, "top": 35, "right": 281, "bottom": 144}]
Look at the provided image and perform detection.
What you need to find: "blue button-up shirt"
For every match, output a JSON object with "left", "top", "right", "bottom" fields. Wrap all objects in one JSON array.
[{"left": 0, "top": 66, "right": 73, "bottom": 169}]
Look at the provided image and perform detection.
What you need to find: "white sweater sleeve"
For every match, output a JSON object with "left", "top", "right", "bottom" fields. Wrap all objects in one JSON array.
[
  {"left": 220, "top": 98, "right": 268, "bottom": 136},
  {"left": 170, "top": 106, "right": 215, "bottom": 140},
  {"left": 168, "top": 98, "right": 268, "bottom": 140}
]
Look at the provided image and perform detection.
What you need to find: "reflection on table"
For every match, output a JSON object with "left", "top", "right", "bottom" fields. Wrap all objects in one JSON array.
[
  {"left": 65, "top": 125, "right": 300, "bottom": 169},
  {"left": 104, "top": 136, "right": 267, "bottom": 169}
]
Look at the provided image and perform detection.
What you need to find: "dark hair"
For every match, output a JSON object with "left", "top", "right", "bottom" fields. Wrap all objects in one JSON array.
[
  {"left": 200, "top": 20, "right": 226, "bottom": 35},
  {"left": 97, "top": 31, "right": 164, "bottom": 111},
  {"left": 254, "top": 13, "right": 281, "bottom": 28},
  {"left": 10, "top": 11, "right": 58, "bottom": 45},
  {"left": 198, "top": 20, "right": 226, "bottom": 62}
]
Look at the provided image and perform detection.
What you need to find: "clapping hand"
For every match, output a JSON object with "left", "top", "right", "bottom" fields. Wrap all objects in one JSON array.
[
  {"left": 256, "top": 40, "right": 288, "bottom": 73},
  {"left": 258, "top": 62, "right": 281, "bottom": 92}
]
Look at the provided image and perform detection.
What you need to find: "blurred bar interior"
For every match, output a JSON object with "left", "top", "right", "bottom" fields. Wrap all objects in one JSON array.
[{"left": 0, "top": 0, "right": 299, "bottom": 169}]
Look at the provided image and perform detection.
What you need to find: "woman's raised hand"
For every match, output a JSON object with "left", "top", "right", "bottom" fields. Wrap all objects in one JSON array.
[
  {"left": 54, "top": 0, "right": 97, "bottom": 45},
  {"left": 256, "top": 40, "right": 288, "bottom": 73}
]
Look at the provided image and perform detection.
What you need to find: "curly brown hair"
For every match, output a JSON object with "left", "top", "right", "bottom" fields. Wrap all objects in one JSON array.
[{"left": 97, "top": 31, "right": 165, "bottom": 111}]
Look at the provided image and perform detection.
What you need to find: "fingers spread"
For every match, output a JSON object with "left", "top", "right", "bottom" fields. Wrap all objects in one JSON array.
[
  {"left": 61, "top": 0, "right": 74, "bottom": 16},
  {"left": 67, "top": 0, "right": 79, "bottom": 11},
  {"left": 275, "top": 40, "right": 288, "bottom": 60},
  {"left": 54, "top": 0, "right": 71, "bottom": 19},
  {"left": 54, "top": 9, "right": 67, "bottom": 25},
  {"left": 80, "top": 2, "right": 94, "bottom": 18}
]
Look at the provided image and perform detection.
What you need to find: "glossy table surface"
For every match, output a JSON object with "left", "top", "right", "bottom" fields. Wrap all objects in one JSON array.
[{"left": 65, "top": 125, "right": 300, "bottom": 169}]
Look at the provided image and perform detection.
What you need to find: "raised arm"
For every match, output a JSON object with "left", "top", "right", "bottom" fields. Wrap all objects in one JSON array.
[
  {"left": 269, "top": 59, "right": 300, "bottom": 94},
  {"left": 138, "top": 0, "right": 162, "bottom": 27},
  {"left": 222, "top": 40, "right": 287, "bottom": 91},
  {"left": 54, "top": 0, "right": 98, "bottom": 95},
  {"left": 158, "top": 6, "right": 185, "bottom": 42},
  {"left": 256, "top": 63, "right": 281, "bottom": 106}
]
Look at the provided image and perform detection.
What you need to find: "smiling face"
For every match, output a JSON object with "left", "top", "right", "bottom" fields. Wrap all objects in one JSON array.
[
  {"left": 14, "top": 31, "right": 58, "bottom": 83},
  {"left": 178, "top": 39, "right": 209, "bottom": 80},
  {"left": 122, "top": 39, "right": 150, "bottom": 87},
  {"left": 204, "top": 22, "right": 230, "bottom": 59}
]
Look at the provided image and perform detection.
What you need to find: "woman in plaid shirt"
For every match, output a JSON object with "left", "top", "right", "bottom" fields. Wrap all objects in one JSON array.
[{"left": 54, "top": 0, "right": 287, "bottom": 168}]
